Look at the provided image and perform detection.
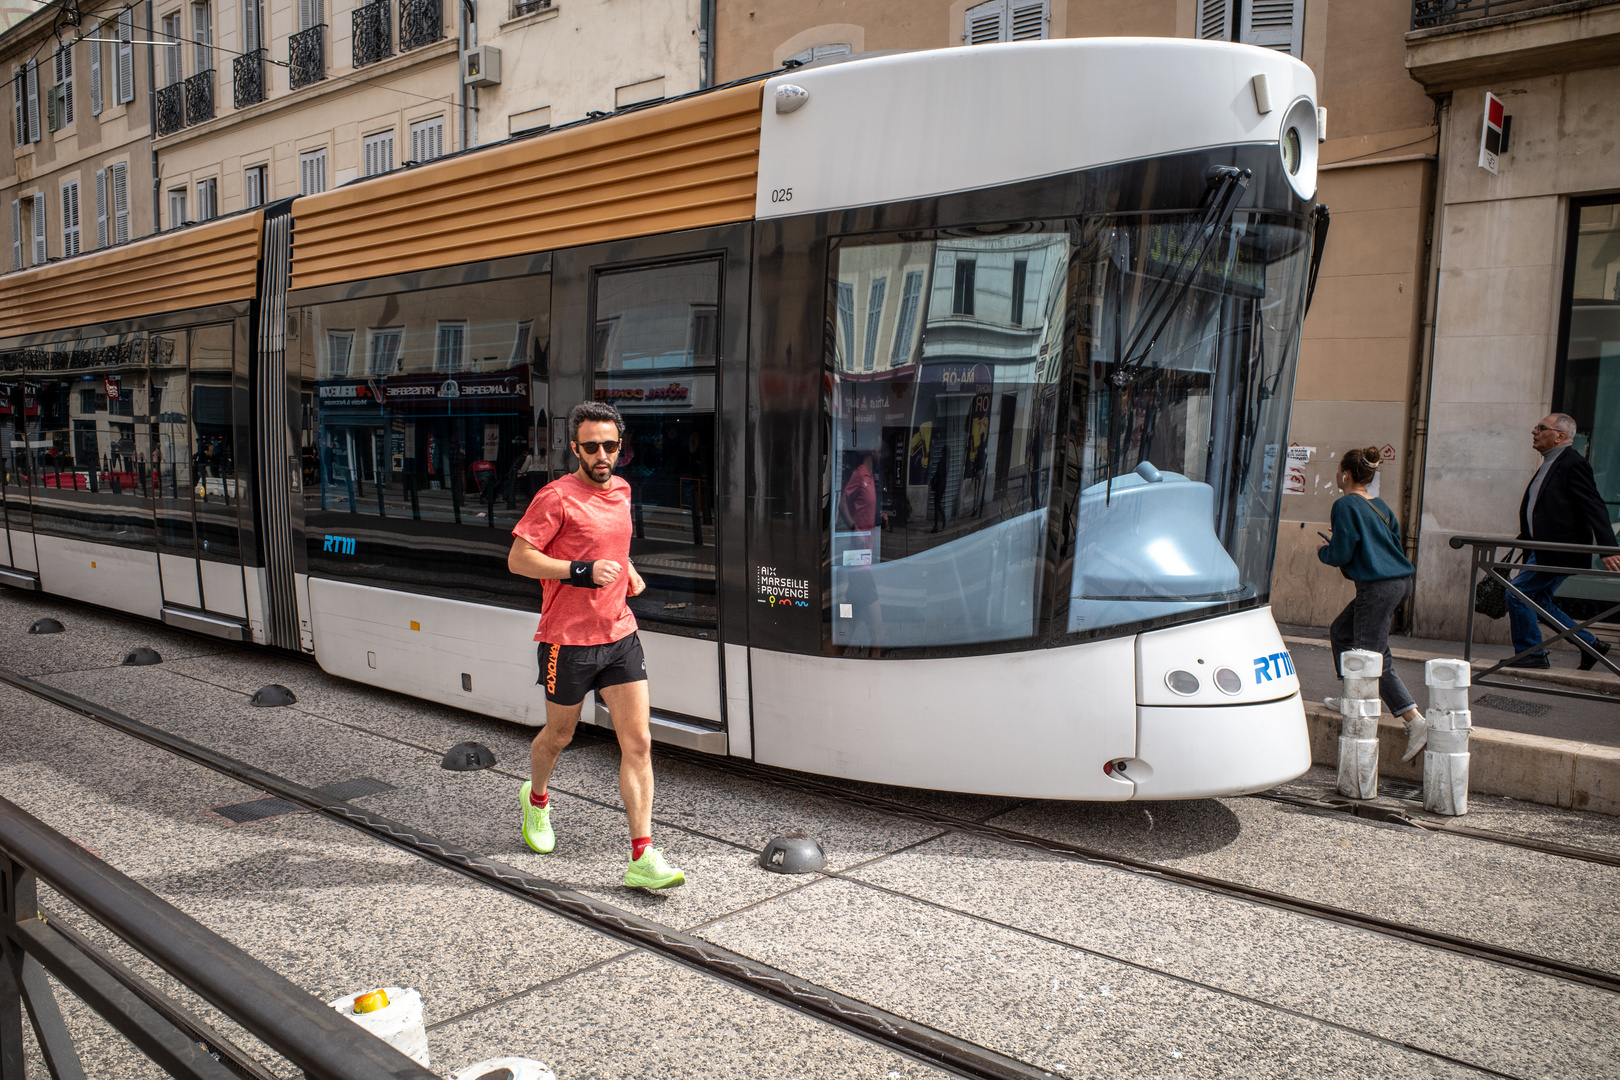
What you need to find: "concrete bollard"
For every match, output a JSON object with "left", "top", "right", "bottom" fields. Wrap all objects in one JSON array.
[
  {"left": 1336, "top": 649, "right": 1383, "bottom": 800},
  {"left": 1423, "top": 659, "right": 1472, "bottom": 816}
]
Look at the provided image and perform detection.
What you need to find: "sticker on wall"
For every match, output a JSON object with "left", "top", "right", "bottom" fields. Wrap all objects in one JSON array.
[
  {"left": 1284, "top": 445, "right": 1313, "bottom": 495},
  {"left": 757, "top": 566, "right": 811, "bottom": 609},
  {"left": 1381, "top": 443, "right": 1396, "bottom": 461}
]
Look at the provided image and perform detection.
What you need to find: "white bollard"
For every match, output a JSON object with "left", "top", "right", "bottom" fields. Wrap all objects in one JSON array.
[
  {"left": 1423, "top": 659, "right": 1471, "bottom": 816},
  {"left": 1336, "top": 649, "right": 1383, "bottom": 800},
  {"left": 328, "top": 987, "right": 429, "bottom": 1067}
]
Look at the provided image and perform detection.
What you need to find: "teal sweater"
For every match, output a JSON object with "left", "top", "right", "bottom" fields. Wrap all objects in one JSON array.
[{"left": 1317, "top": 496, "right": 1415, "bottom": 582}]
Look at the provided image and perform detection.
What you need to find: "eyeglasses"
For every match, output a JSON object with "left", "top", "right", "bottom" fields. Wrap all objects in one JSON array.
[
  {"left": 1532, "top": 425, "right": 1560, "bottom": 435},
  {"left": 576, "top": 440, "right": 621, "bottom": 455}
]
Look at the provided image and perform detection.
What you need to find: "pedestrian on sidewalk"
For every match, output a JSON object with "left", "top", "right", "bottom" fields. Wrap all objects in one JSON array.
[
  {"left": 1317, "top": 446, "right": 1428, "bottom": 761},
  {"left": 506, "top": 400, "right": 685, "bottom": 890},
  {"left": 1503, "top": 414, "right": 1620, "bottom": 671}
]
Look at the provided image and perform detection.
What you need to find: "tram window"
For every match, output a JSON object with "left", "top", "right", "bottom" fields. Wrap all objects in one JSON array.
[
  {"left": 191, "top": 323, "right": 242, "bottom": 562},
  {"left": 827, "top": 233, "right": 1069, "bottom": 649},
  {"left": 297, "top": 272, "right": 551, "bottom": 608},
  {"left": 148, "top": 340, "right": 195, "bottom": 556},
  {"left": 1065, "top": 213, "right": 1313, "bottom": 634},
  {"left": 593, "top": 260, "right": 721, "bottom": 630}
]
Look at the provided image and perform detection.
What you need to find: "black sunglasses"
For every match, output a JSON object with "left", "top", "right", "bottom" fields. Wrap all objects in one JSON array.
[{"left": 576, "top": 440, "right": 621, "bottom": 455}]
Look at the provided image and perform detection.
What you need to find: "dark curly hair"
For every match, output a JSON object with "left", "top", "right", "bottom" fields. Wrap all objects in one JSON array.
[{"left": 567, "top": 400, "right": 625, "bottom": 443}]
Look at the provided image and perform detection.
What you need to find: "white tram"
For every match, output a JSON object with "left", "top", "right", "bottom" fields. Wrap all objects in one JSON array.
[{"left": 0, "top": 39, "right": 1323, "bottom": 800}]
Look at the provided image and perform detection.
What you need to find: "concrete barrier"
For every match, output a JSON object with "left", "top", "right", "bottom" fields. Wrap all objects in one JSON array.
[{"left": 1303, "top": 702, "right": 1620, "bottom": 816}]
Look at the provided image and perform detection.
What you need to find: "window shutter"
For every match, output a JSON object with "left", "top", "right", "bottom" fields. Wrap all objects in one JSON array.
[
  {"left": 964, "top": 0, "right": 1005, "bottom": 44},
  {"left": 410, "top": 117, "right": 444, "bottom": 162},
  {"left": 10, "top": 199, "right": 20, "bottom": 269},
  {"left": 1240, "top": 0, "right": 1303, "bottom": 54},
  {"left": 1008, "top": 0, "right": 1047, "bottom": 41},
  {"left": 245, "top": 165, "right": 263, "bottom": 208},
  {"left": 244, "top": 0, "right": 261, "bottom": 55},
  {"left": 90, "top": 25, "right": 103, "bottom": 115},
  {"left": 299, "top": 0, "right": 322, "bottom": 31},
  {"left": 61, "top": 180, "right": 79, "bottom": 257},
  {"left": 58, "top": 44, "right": 72, "bottom": 126},
  {"left": 1199, "top": 0, "right": 1234, "bottom": 40},
  {"left": 300, "top": 148, "right": 326, "bottom": 194},
  {"left": 111, "top": 162, "right": 129, "bottom": 243},
  {"left": 13, "top": 68, "right": 23, "bottom": 145},
  {"left": 31, "top": 191, "right": 46, "bottom": 264},
  {"left": 117, "top": 12, "right": 136, "bottom": 104},
  {"left": 95, "top": 168, "right": 108, "bottom": 247},
  {"left": 26, "top": 60, "right": 40, "bottom": 143},
  {"left": 194, "top": 2, "right": 212, "bottom": 74}
]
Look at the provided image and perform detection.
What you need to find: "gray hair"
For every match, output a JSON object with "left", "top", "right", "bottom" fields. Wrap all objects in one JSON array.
[{"left": 1547, "top": 413, "right": 1577, "bottom": 437}]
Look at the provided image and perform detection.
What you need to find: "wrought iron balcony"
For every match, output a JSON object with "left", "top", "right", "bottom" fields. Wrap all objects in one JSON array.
[
  {"left": 399, "top": 0, "right": 442, "bottom": 51},
  {"left": 290, "top": 24, "right": 326, "bottom": 89},
  {"left": 1411, "top": 0, "right": 1573, "bottom": 30},
  {"left": 353, "top": 0, "right": 393, "bottom": 67},
  {"left": 156, "top": 83, "right": 184, "bottom": 136},
  {"left": 184, "top": 69, "right": 215, "bottom": 125},
  {"left": 233, "top": 49, "right": 266, "bottom": 109}
]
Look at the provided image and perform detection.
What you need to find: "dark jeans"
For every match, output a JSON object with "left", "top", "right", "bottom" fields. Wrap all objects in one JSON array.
[
  {"left": 1506, "top": 552, "right": 1599, "bottom": 658},
  {"left": 1329, "top": 574, "right": 1416, "bottom": 715}
]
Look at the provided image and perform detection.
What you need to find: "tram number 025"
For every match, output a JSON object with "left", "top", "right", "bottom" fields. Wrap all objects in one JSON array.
[{"left": 770, "top": 188, "right": 793, "bottom": 203}]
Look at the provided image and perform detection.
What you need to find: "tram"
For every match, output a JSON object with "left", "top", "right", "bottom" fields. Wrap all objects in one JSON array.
[{"left": 0, "top": 38, "right": 1325, "bottom": 800}]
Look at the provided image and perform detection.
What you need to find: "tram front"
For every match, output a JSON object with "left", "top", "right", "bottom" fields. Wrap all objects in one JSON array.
[{"left": 748, "top": 38, "right": 1324, "bottom": 800}]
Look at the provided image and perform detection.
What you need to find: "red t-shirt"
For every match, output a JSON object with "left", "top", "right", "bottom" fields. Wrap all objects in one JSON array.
[{"left": 512, "top": 473, "right": 638, "bottom": 646}]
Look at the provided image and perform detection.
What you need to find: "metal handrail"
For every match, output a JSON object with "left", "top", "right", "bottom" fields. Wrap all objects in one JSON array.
[
  {"left": 1449, "top": 533, "right": 1620, "bottom": 701},
  {"left": 0, "top": 795, "right": 436, "bottom": 1079}
]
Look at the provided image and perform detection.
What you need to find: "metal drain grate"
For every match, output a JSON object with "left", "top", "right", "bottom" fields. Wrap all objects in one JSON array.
[
  {"left": 211, "top": 777, "right": 395, "bottom": 824},
  {"left": 1379, "top": 779, "right": 1422, "bottom": 801},
  {"left": 1473, "top": 693, "right": 1553, "bottom": 718}
]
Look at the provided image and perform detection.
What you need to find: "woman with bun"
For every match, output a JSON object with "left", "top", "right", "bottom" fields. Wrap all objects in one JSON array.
[{"left": 1317, "top": 446, "right": 1427, "bottom": 761}]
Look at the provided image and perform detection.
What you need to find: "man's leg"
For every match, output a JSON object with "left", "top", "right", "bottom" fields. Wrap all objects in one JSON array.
[
  {"left": 1506, "top": 568, "right": 1566, "bottom": 656},
  {"left": 529, "top": 700, "right": 583, "bottom": 799},
  {"left": 598, "top": 679, "right": 653, "bottom": 839}
]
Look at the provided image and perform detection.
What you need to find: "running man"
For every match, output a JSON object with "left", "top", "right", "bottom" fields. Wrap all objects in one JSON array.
[{"left": 507, "top": 401, "right": 685, "bottom": 890}]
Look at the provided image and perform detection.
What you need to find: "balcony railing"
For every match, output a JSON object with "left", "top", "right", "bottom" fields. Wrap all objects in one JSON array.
[
  {"left": 290, "top": 24, "right": 326, "bottom": 89},
  {"left": 353, "top": 0, "right": 393, "bottom": 67},
  {"left": 399, "top": 0, "right": 442, "bottom": 51},
  {"left": 233, "top": 49, "right": 265, "bottom": 108},
  {"left": 184, "top": 69, "right": 214, "bottom": 125},
  {"left": 155, "top": 82, "right": 184, "bottom": 135},
  {"left": 1411, "top": 0, "right": 1574, "bottom": 30}
]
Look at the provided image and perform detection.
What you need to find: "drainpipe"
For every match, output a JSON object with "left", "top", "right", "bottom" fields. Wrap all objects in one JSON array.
[
  {"left": 459, "top": 0, "right": 475, "bottom": 150},
  {"left": 147, "top": 0, "right": 159, "bottom": 234},
  {"left": 1400, "top": 92, "right": 1451, "bottom": 634},
  {"left": 698, "top": 0, "right": 714, "bottom": 89}
]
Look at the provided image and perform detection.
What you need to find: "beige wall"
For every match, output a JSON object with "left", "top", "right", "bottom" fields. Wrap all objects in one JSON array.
[{"left": 1412, "top": 64, "right": 1620, "bottom": 639}]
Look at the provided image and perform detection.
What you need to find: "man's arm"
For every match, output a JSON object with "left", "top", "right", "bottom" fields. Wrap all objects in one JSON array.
[
  {"left": 1563, "top": 459, "right": 1620, "bottom": 572},
  {"left": 508, "top": 536, "right": 623, "bottom": 586}
]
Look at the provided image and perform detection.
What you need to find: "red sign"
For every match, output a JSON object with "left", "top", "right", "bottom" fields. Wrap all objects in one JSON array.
[
  {"left": 104, "top": 375, "right": 121, "bottom": 402},
  {"left": 1478, "top": 92, "right": 1505, "bottom": 175}
]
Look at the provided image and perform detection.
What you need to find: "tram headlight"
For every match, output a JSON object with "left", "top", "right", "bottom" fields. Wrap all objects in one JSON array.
[
  {"left": 1214, "top": 667, "right": 1243, "bottom": 695},
  {"left": 1281, "top": 127, "right": 1302, "bottom": 176},
  {"left": 1279, "top": 97, "right": 1319, "bottom": 200},
  {"left": 1165, "top": 670, "right": 1200, "bottom": 696}
]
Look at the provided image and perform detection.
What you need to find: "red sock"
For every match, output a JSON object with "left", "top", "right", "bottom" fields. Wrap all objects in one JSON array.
[
  {"left": 631, "top": 836, "right": 652, "bottom": 861},
  {"left": 529, "top": 788, "right": 549, "bottom": 808}
]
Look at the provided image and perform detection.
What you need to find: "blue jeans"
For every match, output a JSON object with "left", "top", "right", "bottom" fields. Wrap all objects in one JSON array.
[{"left": 1506, "top": 553, "right": 1598, "bottom": 657}]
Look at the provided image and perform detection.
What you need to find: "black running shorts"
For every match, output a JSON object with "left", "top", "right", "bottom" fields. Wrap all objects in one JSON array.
[{"left": 536, "top": 632, "right": 647, "bottom": 706}]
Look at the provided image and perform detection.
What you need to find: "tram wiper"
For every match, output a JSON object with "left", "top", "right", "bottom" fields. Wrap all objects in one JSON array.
[
  {"left": 1304, "top": 203, "right": 1331, "bottom": 315},
  {"left": 1103, "top": 166, "right": 1250, "bottom": 503}
]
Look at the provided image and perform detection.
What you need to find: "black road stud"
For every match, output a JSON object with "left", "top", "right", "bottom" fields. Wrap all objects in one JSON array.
[
  {"left": 441, "top": 741, "right": 497, "bottom": 771},
  {"left": 28, "top": 618, "right": 64, "bottom": 634},
  {"left": 122, "top": 647, "right": 163, "bottom": 666},
  {"left": 759, "top": 832, "right": 827, "bottom": 874},
  {"left": 251, "top": 684, "right": 297, "bottom": 707}
]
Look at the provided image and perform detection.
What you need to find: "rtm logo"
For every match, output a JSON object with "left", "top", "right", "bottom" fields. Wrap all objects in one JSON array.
[
  {"left": 323, "top": 535, "right": 356, "bottom": 555},
  {"left": 1253, "top": 651, "right": 1295, "bottom": 682}
]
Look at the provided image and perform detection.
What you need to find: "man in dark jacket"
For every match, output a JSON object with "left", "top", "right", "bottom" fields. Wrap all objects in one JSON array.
[{"left": 1505, "top": 413, "right": 1620, "bottom": 669}]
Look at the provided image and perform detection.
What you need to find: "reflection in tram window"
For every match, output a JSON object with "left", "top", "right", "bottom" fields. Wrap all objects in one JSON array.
[
  {"left": 595, "top": 261, "right": 720, "bottom": 631},
  {"left": 1066, "top": 214, "right": 1311, "bottom": 633},
  {"left": 298, "top": 273, "right": 551, "bottom": 606},
  {"left": 828, "top": 232, "right": 1069, "bottom": 649},
  {"left": 191, "top": 323, "right": 243, "bottom": 561}
]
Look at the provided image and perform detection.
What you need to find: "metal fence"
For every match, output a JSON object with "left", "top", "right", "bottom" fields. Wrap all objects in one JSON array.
[
  {"left": 399, "top": 0, "right": 442, "bottom": 51},
  {"left": 289, "top": 25, "right": 327, "bottom": 89},
  {"left": 184, "top": 70, "right": 215, "bottom": 126},
  {"left": 1450, "top": 533, "right": 1620, "bottom": 703},
  {"left": 1412, "top": 0, "right": 1572, "bottom": 30},
  {"left": 353, "top": 0, "right": 393, "bottom": 68},
  {"left": 0, "top": 795, "right": 435, "bottom": 1080},
  {"left": 155, "top": 83, "right": 184, "bottom": 136},
  {"left": 233, "top": 50, "right": 266, "bottom": 110}
]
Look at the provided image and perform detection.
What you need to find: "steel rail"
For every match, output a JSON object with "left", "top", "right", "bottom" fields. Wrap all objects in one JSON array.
[
  {"left": 0, "top": 665, "right": 1046, "bottom": 1080},
  {"left": 644, "top": 740, "right": 1620, "bottom": 996}
]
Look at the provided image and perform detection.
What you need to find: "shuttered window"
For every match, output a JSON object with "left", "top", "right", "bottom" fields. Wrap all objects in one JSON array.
[
  {"left": 197, "top": 176, "right": 217, "bottom": 220},
  {"left": 891, "top": 270, "right": 923, "bottom": 364},
  {"left": 89, "top": 23, "right": 103, "bottom": 115},
  {"left": 49, "top": 43, "right": 73, "bottom": 130},
  {"left": 244, "top": 164, "right": 266, "bottom": 207},
  {"left": 116, "top": 11, "right": 136, "bottom": 104},
  {"left": 409, "top": 115, "right": 444, "bottom": 162},
  {"left": 363, "top": 129, "right": 394, "bottom": 176},
  {"left": 12, "top": 67, "right": 21, "bottom": 145},
  {"left": 1199, "top": 0, "right": 1233, "bottom": 40},
  {"left": 25, "top": 60, "right": 40, "bottom": 143},
  {"left": 10, "top": 199, "right": 19, "bottom": 269},
  {"left": 193, "top": 2, "right": 213, "bottom": 74},
  {"left": 300, "top": 147, "right": 327, "bottom": 194},
  {"left": 109, "top": 161, "right": 130, "bottom": 243},
  {"left": 243, "top": 0, "right": 262, "bottom": 54},
  {"left": 31, "top": 192, "right": 46, "bottom": 264},
  {"left": 161, "top": 12, "right": 183, "bottom": 87},
  {"left": 61, "top": 180, "right": 80, "bottom": 256},
  {"left": 168, "top": 188, "right": 187, "bottom": 229},
  {"left": 964, "top": 0, "right": 1047, "bottom": 44},
  {"left": 785, "top": 43, "right": 850, "bottom": 65},
  {"left": 298, "top": 0, "right": 324, "bottom": 31},
  {"left": 1241, "top": 0, "right": 1304, "bottom": 56},
  {"left": 862, "top": 277, "right": 885, "bottom": 371},
  {"left": 95, "top": 168, "right": 109, "bottom": 247}
]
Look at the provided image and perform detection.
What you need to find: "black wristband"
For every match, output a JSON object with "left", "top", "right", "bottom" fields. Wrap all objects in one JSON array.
[{"left": 568, "top": 561, "right": 601, "bottom": 588}]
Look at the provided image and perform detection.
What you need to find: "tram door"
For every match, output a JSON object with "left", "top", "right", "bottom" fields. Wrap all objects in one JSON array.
[{"left": 552, "top": 227, "right": 750, "bottom": 746}]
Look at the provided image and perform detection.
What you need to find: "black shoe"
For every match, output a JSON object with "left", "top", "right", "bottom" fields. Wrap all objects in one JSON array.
[
  {"left": 1505, "top": 653, "right": 1550, "bottom": 669},
  {"left": 1579, "top": 639, "right": 1612, "bottom": 672}
]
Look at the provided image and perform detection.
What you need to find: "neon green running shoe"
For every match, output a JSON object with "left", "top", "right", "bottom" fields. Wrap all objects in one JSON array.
[
  {"left": 624, "top": 847, "right": 685, "bottom": 890},
  {"left": 519, "top": 781, "right": 555, "bottom": 854}
]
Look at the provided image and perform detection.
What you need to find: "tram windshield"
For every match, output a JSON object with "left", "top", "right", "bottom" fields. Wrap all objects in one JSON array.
[{"left": 827, "top": 213, "right": 1312, "bottom": 650}]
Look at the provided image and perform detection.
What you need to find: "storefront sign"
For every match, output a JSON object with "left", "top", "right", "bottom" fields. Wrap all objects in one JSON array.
[
  {"left": 317, "top": 380, "right": 384, "bottom": 408},
  {"left": 104, "top": 375, "right": 121, "bottom": 402},
  {"left": 925, "top": 363, "right": 992, "bottom": 391},
  {"left": 595, "top": 381, "right": 693, "bottom": 407},
  {"left": 383, "top": 367, "right": 530, "bottom": 411}
]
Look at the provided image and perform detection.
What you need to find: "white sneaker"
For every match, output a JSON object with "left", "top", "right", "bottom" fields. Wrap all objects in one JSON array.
[
  {"left": 1401, "top": 714, "right": 1429, "bottom": 763},
  {"left": 1323, "top": 697, "right": 1345, "bottom": 714}
]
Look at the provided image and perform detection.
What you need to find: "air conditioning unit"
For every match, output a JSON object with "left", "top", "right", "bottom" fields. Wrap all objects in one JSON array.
[{"left": 463, "top": 45, "right": 501, "bottom": 87}]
